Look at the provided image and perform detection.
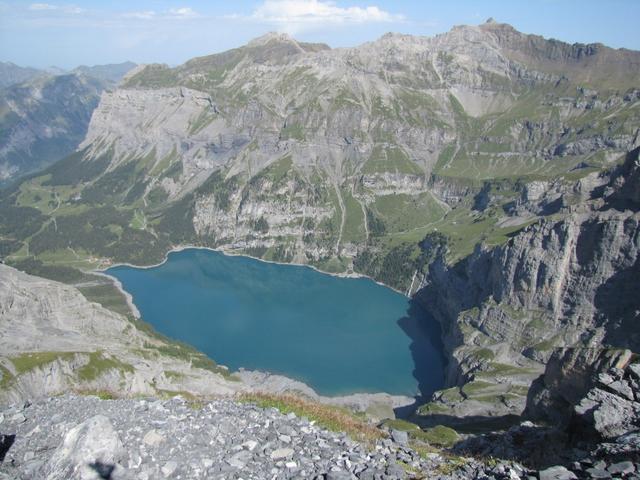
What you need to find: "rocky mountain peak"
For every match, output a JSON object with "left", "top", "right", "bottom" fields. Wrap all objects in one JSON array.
[{"left": 247, "top": 31, "right": 299, "bottom": 47}]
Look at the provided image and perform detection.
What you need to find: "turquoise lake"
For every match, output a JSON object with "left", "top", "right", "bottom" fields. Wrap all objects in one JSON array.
[{"left": 107, "top": 248, "right": 444, "bottom": 397}]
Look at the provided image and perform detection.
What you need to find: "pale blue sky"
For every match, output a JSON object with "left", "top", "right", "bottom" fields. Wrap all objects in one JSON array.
[{"left": 1, "top": 0, "right": 639, "bottom": 69}]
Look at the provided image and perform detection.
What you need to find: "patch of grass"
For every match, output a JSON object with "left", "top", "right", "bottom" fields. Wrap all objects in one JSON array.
[
  {"left": 261, "top": 156, "right": 293, "bottom": 185},
  {"left": 130, "top": 210, "right": 147, "bottom": 230},
  {"left": 78, "top": 283, "right": 132, "bottom": 317},
  {"left": 373, "top": 192, "right": 446, "bottom": 233},
  {"left": 362, "top": 146, "right": 423, "bottom": 175},
  {"left": 164, "top": 370, "right": 186, "bottom": 381},
  {"left": 382, "top": 419, "right": 459, "bottom": 447},
  {"left": 239, "top": 392, "right": 383, "bottom": 443},
  {"left": 10, "top": 258, "right": 90, "bottom": 284},
  {"left": 75, "top": 389, "right": 118, "bottom": 400},
  {"left": 481, "top": 362, "right": 535, "bottom": 376},
  {"left": 529, "top": 337, "right": 558, "bottom": 352},
  {"left": 461, "top": 380, "right": 496, "bottom": 397},
  {"left": 311, "top": 256, "right": 348, "bottom": 274},
  {"left": 77, "top": 351, "right": 134, "bottom": 382},
  {"left": 382, "top": 418, "right": 420, "bottom": 432},
  {"left": 123, "top": 64, "right": 179, "bottom": 88},
  {"left": 398, "top": 460, "right": 421, "bottom": 476},
  {"left": 414, "top": 425, "right": 460, "bottom": 448},
  {"left": 145, "top": 341, "right": 235, "bottom": 379},
  {"left": 471, "top": 348, "right": 495, "bottom": 361},
  {"left": 408, "top": 440, "right": 440, "bottom": 459},
  {"left": 341, "top": 188, "right": 366, "bottom": 243},
  {"left": 10, "top": 351, "right": 76, "bottom": 374},
  {"left": 280, "top": 124, "right": 305, "bottom": 141},
  {"left": 435, "top": 455, "right": 469, "bottom": 476},
  {"left": 0, "top": 363, "right": 15, "bottom": 389},
  {"left": 417, "top": 402, "right": 450, "bottom": 415}
]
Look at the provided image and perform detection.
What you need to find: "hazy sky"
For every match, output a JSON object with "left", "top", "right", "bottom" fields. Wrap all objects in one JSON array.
[{"left": 1, "top": 0, "right": 639, "bottom": 69}]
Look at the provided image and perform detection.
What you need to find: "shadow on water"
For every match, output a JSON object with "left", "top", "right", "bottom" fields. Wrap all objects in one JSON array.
[{"left": 394, "top": 298, "right": 447, "bottom": 419}]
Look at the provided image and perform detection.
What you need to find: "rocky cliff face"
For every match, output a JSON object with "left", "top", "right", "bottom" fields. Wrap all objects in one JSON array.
[
  {"left": 415, "top": 149, "right": 640, "bottom": 422},
  {"left": 449, "top": 349, "right": 640, "bottom": 476}
]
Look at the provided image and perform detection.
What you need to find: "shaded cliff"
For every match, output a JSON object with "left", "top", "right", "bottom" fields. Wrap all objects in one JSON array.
[{"left": 415, "top": 148, "right": 640, "bottom": 422}]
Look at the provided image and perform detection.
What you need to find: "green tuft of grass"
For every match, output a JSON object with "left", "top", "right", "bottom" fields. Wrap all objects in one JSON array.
[
  {"left": 144, "top": 340, "right": 235, "bottom": 379},
  {"left": 435, "top": 455, "right": 469, "bottom": 475},
  {"left": 382, "top": 419, "right": 460, "bottom": 448},
  {"left": 77, "top": 351, "right": 134, "bottom": 382},
  {"left": 0, "top": 364, "right": 15, "bottom": 390},
  {"left": 414, "top": 425, "right": 460, "bottom": 447},
  {"left": 10, "top": 351, "right": 76, "bottom": 374},
  {"left": 75, "top": 389, "right": 118, "bottom": 400},
  {"left": 382, "top": 418, "right": 421, "bottom": 432}
]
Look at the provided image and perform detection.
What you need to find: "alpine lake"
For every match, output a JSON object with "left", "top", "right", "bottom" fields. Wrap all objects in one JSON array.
[{"left": 107, "top": 248, "right": 444, "bottom": 397}]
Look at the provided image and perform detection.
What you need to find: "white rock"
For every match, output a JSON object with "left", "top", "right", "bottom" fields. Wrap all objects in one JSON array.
[
  {"left": 242, "top": 440, "right": 258, "bottom": 451},
  {"left": 43, "top": 415, "right": 125, "bottom": 480},
  {"left": 270, "top": 447, "right": 294, "bottom": 460},
  {"left": 11, "top": 413, "right": 26, "bottom": 424},
  {"left": 161, "top": 461, "right": 178, "bottom": 477},
  {"left": 142, "top": 429, "right": 164, "bottom": 447}
]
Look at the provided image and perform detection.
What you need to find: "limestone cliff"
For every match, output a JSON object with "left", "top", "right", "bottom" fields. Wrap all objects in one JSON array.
[{"left": 416, "top": 149, "right": 640, "bottom": 422}]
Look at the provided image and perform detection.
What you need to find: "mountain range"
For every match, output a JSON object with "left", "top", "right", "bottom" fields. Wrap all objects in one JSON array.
[{"left": 0, "top": 20, "right": 639, "bottom": 476}]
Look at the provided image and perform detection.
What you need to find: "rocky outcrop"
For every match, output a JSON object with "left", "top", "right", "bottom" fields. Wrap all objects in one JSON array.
[
  {"left": 448, "top": 352, "right": 640, "bottom": 477},
  {"left": 415, "top": 151, "right": 640, "bottom": 422},
  {"left": 527, "top": 348, "right": 640, "bottom": 442},
  {"left": 0, "top": 264, "right": 241, "bottom": 404},
  {"left": 525, "top": 348, "right": 634, "bottom": 426}
]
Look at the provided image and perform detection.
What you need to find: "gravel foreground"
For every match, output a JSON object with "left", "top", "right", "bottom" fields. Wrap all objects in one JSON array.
[{"left": 0, "top": 394, "right": 534, "bottom": 480}]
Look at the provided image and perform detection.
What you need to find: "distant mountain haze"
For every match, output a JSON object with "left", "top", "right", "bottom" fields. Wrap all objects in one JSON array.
[{"left": 0, "top": 62, "right": 137, "bottom": 182}]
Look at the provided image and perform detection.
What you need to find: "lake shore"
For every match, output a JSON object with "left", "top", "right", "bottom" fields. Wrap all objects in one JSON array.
[{"left": 98, "top": 244, "right": 409, "bottom": 297}]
